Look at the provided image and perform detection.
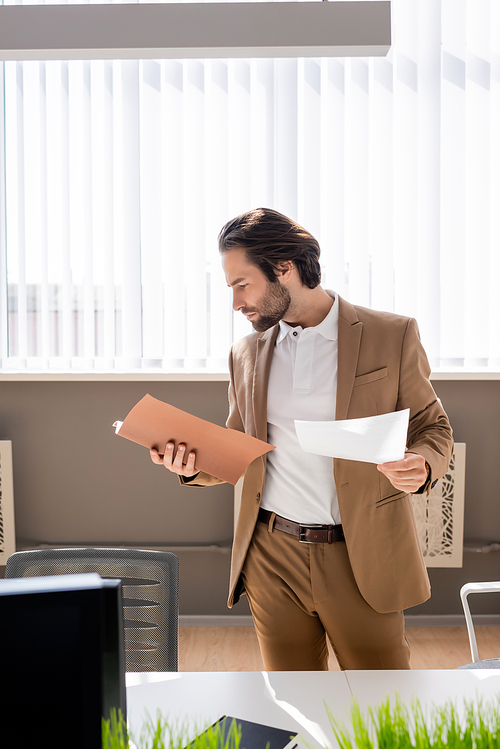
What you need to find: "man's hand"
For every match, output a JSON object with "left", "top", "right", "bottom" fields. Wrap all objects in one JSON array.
[
  {"left": 150, "top": 442, "right": 199, "bottom": 478},
  {"left": 377, "top": 452, "right": 428, "bottom": 493}
]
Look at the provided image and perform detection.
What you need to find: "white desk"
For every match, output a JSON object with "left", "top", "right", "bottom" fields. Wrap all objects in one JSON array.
[
  {"left": 126, "top": 670, "right": 500, "bottom": 748},
  {"left": 345, "top": 669, "right": 500, "bottom": 712}
]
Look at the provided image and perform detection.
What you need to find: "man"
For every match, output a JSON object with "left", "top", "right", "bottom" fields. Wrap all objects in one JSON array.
[{"left": 151, "top": 208, "right": 453, "bottom": 670}]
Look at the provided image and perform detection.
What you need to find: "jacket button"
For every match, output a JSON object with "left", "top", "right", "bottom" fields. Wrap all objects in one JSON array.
[{"left": 256, "top": 492, "right": 261, "bottom": 502}]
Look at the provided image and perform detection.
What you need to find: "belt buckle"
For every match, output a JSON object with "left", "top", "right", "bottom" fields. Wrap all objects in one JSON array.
[{"left": 298, "top": 524, "right": 325, "bottom": 543}]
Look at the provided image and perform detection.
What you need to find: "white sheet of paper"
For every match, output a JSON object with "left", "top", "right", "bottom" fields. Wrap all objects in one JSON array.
[{"left": 294, "top": 408, "right": 410, "bottom": 465}]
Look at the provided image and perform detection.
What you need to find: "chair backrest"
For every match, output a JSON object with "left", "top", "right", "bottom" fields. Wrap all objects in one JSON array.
[
  {"left": 459, "top": 581, "right": 500, "bottom": 667},
  {"left": 5, "top": 547, "right": 179, "bottom": 672}
]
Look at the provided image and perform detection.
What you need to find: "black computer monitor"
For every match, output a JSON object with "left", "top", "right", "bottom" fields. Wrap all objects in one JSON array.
[{"left": 0, "top": 573, "right": 126, "bottom": 749}]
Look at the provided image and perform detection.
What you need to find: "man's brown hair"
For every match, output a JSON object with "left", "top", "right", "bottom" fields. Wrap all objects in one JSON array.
[{"left": 218, "top": 208, "right": 321, "bottom": 289}]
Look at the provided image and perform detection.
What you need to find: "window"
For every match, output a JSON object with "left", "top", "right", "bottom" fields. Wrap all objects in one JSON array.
[{"left": 1, "top": 0, "right": 499, "bottom": 373}]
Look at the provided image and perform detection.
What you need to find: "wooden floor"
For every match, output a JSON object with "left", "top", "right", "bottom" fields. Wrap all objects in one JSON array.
[{"left": 179, "top": 626, "right": 500, "bottom": 671}]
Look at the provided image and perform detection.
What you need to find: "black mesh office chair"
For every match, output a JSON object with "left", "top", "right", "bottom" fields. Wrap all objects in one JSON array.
[{"left": 5, "top": 547, "right": 179, "bottom": 672}]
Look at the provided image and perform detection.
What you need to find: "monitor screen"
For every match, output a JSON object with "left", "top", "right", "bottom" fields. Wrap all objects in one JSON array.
[{"left": 0, "top": 574, "right": 126, "bottom": 749}]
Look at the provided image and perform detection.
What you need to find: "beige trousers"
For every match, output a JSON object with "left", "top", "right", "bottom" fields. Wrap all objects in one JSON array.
[{"left": 241, "top": 518, "right": 411, "bottom": 671}]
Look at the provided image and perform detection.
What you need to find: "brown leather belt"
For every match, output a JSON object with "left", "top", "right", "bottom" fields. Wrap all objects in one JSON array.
[{"left": 258, "top": 508, "right": 345, "bottom": 544}]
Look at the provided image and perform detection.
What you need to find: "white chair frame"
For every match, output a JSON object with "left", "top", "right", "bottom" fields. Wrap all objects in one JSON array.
[{"left": 460, "top": 581, "right": 500, "bottom": 663}]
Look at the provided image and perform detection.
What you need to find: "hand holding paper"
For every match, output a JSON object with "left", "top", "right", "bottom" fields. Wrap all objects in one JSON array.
[
  {"left": 294, "top": 409, "right": 410, "bottom": 465},
  {"left": 114, "top": 394, "right": 275, "bottom": 485},
  {"left": 150, "top": 440, "right": 199, "bottom": 478},
  {"left": 376, "top": 450, "right": 429, "bottom": 493}
]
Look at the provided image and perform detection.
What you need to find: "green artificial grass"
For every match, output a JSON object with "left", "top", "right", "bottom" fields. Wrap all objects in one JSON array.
[
  {"left": 102, "top": 710, "right": 242, "bottom": 749},
  {"left": 103, "top": 695, "right": 500, "bottom": 749},
  {"left": 328, "top": 695, "right": 500, "bottom": 749}
]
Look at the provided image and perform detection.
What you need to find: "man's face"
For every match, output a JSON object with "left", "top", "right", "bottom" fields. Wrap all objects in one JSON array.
[{"left": 222, "top": 248, "right": 291, "bottom": 332}]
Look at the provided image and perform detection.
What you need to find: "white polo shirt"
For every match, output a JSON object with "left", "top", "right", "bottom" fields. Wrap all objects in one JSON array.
[{"left": 261, "top": 293, "right": 341, "bottom": 525}]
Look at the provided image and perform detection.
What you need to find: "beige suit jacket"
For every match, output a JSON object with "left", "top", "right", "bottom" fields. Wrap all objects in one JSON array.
[{"left": 184, "top": 295, "right": 454, "bottom": 614}]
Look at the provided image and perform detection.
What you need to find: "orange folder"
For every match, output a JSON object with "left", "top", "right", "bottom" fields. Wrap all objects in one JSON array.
[{"left": 114, "top": 394, "right": 275, "bottom": 486}]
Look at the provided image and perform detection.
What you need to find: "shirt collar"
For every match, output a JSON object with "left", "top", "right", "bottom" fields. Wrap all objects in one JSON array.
[{"left": 276, "top": 291, "right": 338, "bottom": 344}]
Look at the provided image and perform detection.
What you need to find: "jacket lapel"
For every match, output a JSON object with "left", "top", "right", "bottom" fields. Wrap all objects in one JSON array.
[
  {"left": 253, "top": 325, "right": 279, "bottom": 442},
  {"left": 336, "top": 296, "right": 363, "bottom": 421}
]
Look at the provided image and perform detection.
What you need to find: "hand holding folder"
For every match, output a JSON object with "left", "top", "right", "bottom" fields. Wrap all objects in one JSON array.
[{"left": 114, "top": 394, "right": 275, "bottom": 485}]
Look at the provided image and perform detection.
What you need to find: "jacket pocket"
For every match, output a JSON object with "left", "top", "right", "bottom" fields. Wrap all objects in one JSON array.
[
  {"left": 353, "top": 367, "right": 388, "bottom": 387},
  {"left": 376, "top": 490, "right": 407, "bottom": 507}
]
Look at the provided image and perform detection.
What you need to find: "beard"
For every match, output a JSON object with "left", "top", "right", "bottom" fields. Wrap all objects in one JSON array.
[{"left": 241, "top": 281, "right": 292, "bottom": 332}]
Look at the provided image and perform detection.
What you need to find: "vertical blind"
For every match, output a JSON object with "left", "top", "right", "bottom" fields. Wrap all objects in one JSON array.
[{"left": 1, "top": 0, "right": 499, "bottom": 373}]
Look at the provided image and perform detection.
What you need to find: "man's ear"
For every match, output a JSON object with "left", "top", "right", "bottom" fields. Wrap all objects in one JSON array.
[{"left": 276, "top": 261, "right": 294, "bottom": 281}]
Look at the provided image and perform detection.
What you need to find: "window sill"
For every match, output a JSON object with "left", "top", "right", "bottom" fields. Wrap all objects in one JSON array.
[
  {"left": 430, "top": 371, "right": 500, "bottom": 381},
  {"left": 1, "top": 370, "right": 500, "bottom": 382},
  {"left": 0, "top": 371, "right": 230, "bottom": 382}
]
